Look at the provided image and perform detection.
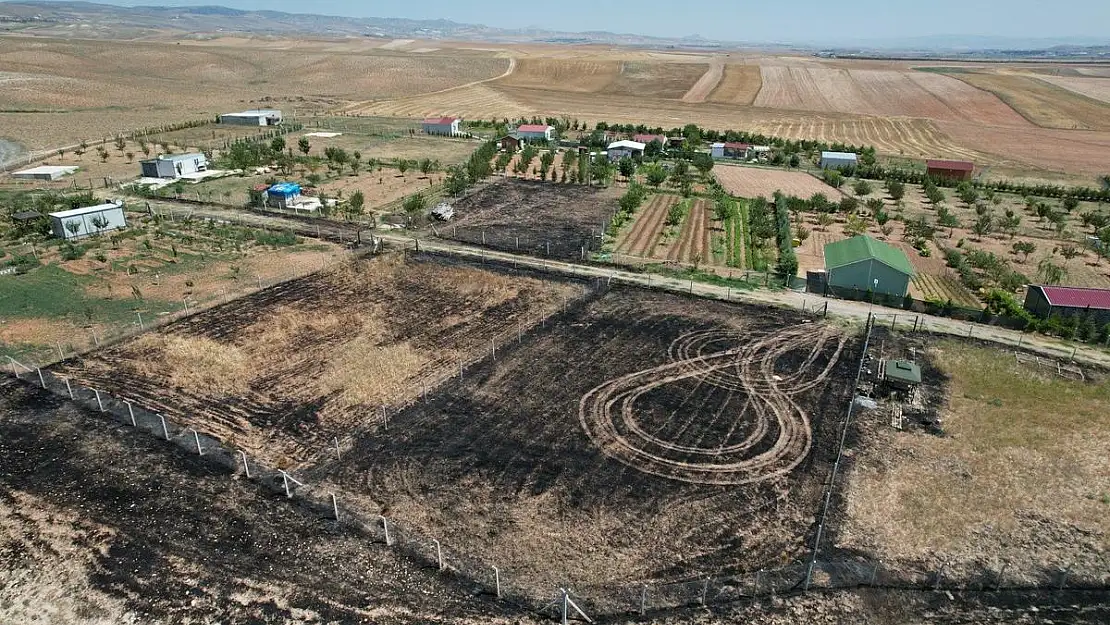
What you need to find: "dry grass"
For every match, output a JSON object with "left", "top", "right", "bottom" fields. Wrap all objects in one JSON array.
[
  {"left": 321, "top": 338, "right": 427, "bottom": 408},
  {"left": 496, "top": 58, "right": 620, "bottom": 92},
  {"left": 1035, "top": 75, "right": 1110, "bottom": 104},
  {"left": 601, "top": 62, "right": 708, "bottom": 99},
  {"left": 842, "top": 341, "right": 1110, "bottom": 571},
  {"left": 951, "top": 72, "right": 1110, "bottom": 130},
  {"left": 132, "top": 335, "right": 249, "bottom": 395}
]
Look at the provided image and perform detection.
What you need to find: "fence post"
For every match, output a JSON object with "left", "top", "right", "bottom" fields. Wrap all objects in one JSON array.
[
  {"left": 700, "top": 577, "right": 709, "bottom": 605},
  {"left": 933, "top": 562, "right": 946, "bottom": 590},
  {"left": 160, "top": 415, "right": 169, "bottom": 440},
  {"left": 240, "top": 450, "right": 251, "bottom": 478},
  {"left": 7, "top": 356, "right": 17, "bottom": 377},
  {"left": 381, "top": 516, "right": 392, "bottom": 546},
  {"left": 869, "top": 560, "right": 880, "bottom": 586},
  {"left": 331, "top": 493, "right": 340, "bottom": 521},
  {"left": 434, "top": 539, "right": 444, "bottom": 570},
  {"left": 94, "top": 389, "right": 105, "bottom": 412},
  {"left": 37, "top": 368, "right": 46, "bottom": 389},
  {"left": 804, "top": 560, "right": 816, "bottom": 591},
  {"left": 64, "top": 377, "right": 74, "bottom": 399},
  {"left": 136, "top": 311, "right": 144, "bottom": 331},
  {"left": 996, "top": 563, "right": 1008, "bottom": 590},
  {"left": 640, "top": 584, "right": 647, "bottom": 615},
  {"left": 192, "top": 429, "right": 203, "bottom": 455},
  {"left": 334, "top": 437, "right": 342, "bottom": 461},
  {"left": 1057, "top": 564, "right": 1071, "bottom": 590},
  {"left": 754, "top": 568, "right": 762, "bottom": 595},
  {"left": 494, "top": 566, "right": 501, "bottom": 598}
]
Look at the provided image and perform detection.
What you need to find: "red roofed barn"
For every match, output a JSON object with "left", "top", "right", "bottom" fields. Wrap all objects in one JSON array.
[
  {"left": 926, "top": 159, "right": 975, "bottom": 181},
  {"left": 515, "top": 124, "right": 554, "bottom": 141},
  {"left": 1024, "top": 285, "right": 1110, "bottom": 324},
  {"left": 633, "top": 134, "right": 667, "bottom": 145},
  {"left": 422, "top": 116, "right": 462, "bottom": 136}
]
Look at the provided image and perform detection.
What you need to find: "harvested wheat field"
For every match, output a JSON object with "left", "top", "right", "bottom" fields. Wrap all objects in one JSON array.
[
  {"left": 496, "top": 58, "right": 620, "bottom": 92},
  {"left": 715, "top": 165, "right": 843, "bottom": 200},
  {"left": 707, "top": 64, "right": 763, "bottom": 105},
  {"left": 840, "top": 337, "right": 1110, "bottom": 586},
  {"left": 1036, "top": 75, "right": 1110, "bottom": 104},
  {"left": 947, "top": 71, "right": 1110, "bottom": 130},
  {"left": 600, "top": 61, "right": 709, "bottom": 99},
  {"left": 51, "top": 254, "right": 584, "bottom": 467}
]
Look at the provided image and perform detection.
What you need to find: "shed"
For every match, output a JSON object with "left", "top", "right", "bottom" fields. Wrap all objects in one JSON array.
[
  {"left": 500, "top": 134, "right": 523, "bottom": 152},
  {"left": 1023, "top": 285, "right": 1110, "bottom": 325},
  {"left": 219, "top": 109, "right": 282, "bottom": 126},
  {"left": 49, "top": 200, "right": 126, "bottom": 240},
  {"left": 422, "top": 116, "right": 462, "bottom": 136},
  {"left": 140, "top": 153, "right": 207, "bottom": 179},
  {"left": 515, "top": 124, "right": 554, "bottom": 142},
  {"left": 823, "top": 235, "right": 914, "bottom": 298},
  {"left": 266, "top": 182, "right": 302, "bottom": 209},
  {"left": 926, "top": 159, "right": 975, "bottom": 181},
  {"left": 11, "top": 165, "right": 79, "bottom": 181},
  {"left": 820, "top": 151, "right": 858, "bottom": 170},
  {"left": 710, "top": 142, "right": 725, "bottom": 158},
  {"left": 607, "top": 140, "right": 645, "bottom": 161},
  {"left": 878, "top": 359, "right": 922, "bottom": 390}
]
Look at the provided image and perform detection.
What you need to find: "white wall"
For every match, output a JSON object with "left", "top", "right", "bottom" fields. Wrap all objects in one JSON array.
[{"left": 51, "top": 207, "right": 127, "bottom": 240}]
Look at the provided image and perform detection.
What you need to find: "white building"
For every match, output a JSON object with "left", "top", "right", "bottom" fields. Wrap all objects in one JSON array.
[
  {"left": 11, "top": 165, "right": 79, "bottom": 181},
  {"left": 140, "top": 153, "right": 208, "bottom": 179},
  {"left": 710, "top": 142, "right": 725, "bottom": 159},
  {"left": 515, "top": 124, "right": 554, "bottom": 142},
  {"left": 219, "top": 109, "right": 283, "bottom": 126},
  {"left": 607, "top": 140, "right": 646, "bottom": 161},
  {"left": 820, "top": 151, "right": 859, "bottom": 170},
  {"left": 422, "top": 116, "right": 462, "bottom": 136},
  {"left": 50, "top": 200, "right": 127, "bottom": 240}
]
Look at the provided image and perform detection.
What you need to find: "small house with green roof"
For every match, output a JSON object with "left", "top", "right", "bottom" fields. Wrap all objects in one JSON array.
[{"left": 823, "top": 235, "right": 915, "bottom": 298}]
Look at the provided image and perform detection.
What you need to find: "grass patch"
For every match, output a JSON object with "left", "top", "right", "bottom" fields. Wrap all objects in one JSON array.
[
  {"left": 0, "top": 263, "right": 175, "bottom": 323},
  {"left": 844, "top": 340, "right": 1110, "bottom": 565}
]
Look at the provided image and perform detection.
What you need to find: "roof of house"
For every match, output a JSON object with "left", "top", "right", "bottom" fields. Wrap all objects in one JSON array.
[
  {"left": 517, "top": 124, "right": 551, "bottom": 133},
  {"left": 633, "top": 134, "right": 666, "bottom": 143},
  {"left": 268, "top": 182, "right": 301, "bottom": 195},
  {"left": 926, "top": 159, "right": 975, "bottom": 172},
  {"left": 49, "top": 201, "right": 124, "bottom": 219},
  {"left": 824, "top": 235, "right": 915, "bottom": 276},
  {"left": 711, "top": 142, "right": 726, "bottom": 148},
  {"left": 423, "top": 116, "right": 460, "bottom": 125},
  {"left": 724, "top": 142, "right": 751, "bottom": 150},
  {"left": 880, "top": 359, "right": 922, "bottom": 385},
  {"left": 821, "top": 151, "right": 858, "bottom": 160},
  {"left": 608, "top": 140, "right": 646, "bottom": 151},
  {"left": 222, "top": 109, "right": 281, "bottom": 117},
  {"left": 1035, "top": 285, "right": 1110, "bottom": 310},
  {"left": 12, "top": 165, "right": 79, "bottom": 176},
  {"left": 145, "top": 152, "right": 205, "bottom": 163}
]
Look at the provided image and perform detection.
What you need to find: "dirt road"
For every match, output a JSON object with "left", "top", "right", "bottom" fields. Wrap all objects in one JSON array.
[{"left": 145, "top": 199, "right": 1110, "bottom": 369}]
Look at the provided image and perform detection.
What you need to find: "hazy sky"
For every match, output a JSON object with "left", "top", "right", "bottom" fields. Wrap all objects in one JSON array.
[{"left": 86, "top": 0, "right": 1110, "bottom": 42}]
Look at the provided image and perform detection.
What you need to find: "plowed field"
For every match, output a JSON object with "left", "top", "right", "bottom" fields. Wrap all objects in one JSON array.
[
  {"left": 666, "top": 198, "right": 712, "bottom": 264},
  {"left": 615, "top": 194, "right": 679, "bottom": 257},
  {"left": 715, "top": 166, "right": 844, "bottom": 200}
]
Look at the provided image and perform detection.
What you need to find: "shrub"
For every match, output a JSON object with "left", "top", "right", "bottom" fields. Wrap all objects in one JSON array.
[{"left": 60, "top": 243, "right": 86, "bottom": 261}]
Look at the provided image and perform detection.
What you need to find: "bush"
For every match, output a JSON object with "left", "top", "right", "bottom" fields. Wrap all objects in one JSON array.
[{"left": 60, "top": 243, "right": 86, "bottom": 261}]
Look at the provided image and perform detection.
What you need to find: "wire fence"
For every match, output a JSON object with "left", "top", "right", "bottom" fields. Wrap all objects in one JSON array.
[{"left": 5, "top": 252, "right": 1110, "bottom": 623}]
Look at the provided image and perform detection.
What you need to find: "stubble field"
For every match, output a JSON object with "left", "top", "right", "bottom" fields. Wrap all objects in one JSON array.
[{"left": 714, "top": 165, "right": 844, "bottom": 200}]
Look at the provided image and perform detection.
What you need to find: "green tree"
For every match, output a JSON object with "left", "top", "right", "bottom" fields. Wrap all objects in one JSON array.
[
  {"left": 403, "top": 192, "right": 427, "bottom": 216},
  {"left": 398, "top": 159, "right": 410, "bottom": 177},
  {"left": 691, "top": 153, "right": 714, "bottom": 177},
  {"left": 925, "top": 186, "right": 946, "bottom": 205},
  {"left": 644, "top": 164, "right": 667, "bottom": 187},
  {"left": 114, "top": 136, "right": 126, "bottom": 152},
  {"left": 1037, "top": 258, "right": 1066, "bottom": 285},
  {"left": 886, "top": 180, "right": 905, "bottom": 200},
  {"left": 298, "top": 137, "right": 311, "bottom": 156},
  {"left": 971, "top": 213, "right": 994, "bottom": 240},
  {"left": 788, "top": 154, "right": 800, "bottom": 168},
  {"left": 1080, "top": 211, "right": 1109, "bottom": 233},
  {"left": 1062, "top": 196, "right": 1080, "bottom": 213},
  {"left": 839, "top": 196, "right": 859, "bottom": 214},
  {"left": 347, "top": 190, "right": 365, "bottom": 218},
  {"left": 89, "top": 215, "right": 109, "bottom": 236},
  {"left": 618, "top": 157, "right": 636, "bottom": 180},
  {"left": 845, "top": 215, "right": 869, "bottom": 237},
  {"left": 1058, "top": 244, "right": 1081, "bottom": 266},
  {"left": 444, "top": 165, "right": 469, "bottom": 196},
  {"left": 937, "top": 207, "right": 960, "bottom": 238},
  {"left": 271, "top": 137, "right": 286, "bottom": 154},
  {"left": 1012, "top": 240, "right": 1036, "bottom": 263},
  {"left": 817, "top": 212, "right": 834, "bottom": 231},
  {"left": 853, "top": 180, "right": 873, "bottom": 196},
  {"left": 823, "top": 169, "right": 843, "bottom": 189},
  {"left": 795, "top": 225, "right": 810, "bottom": 244},
  {"left": 999, "top": 209, "right": 1022, "bottom": 238}
]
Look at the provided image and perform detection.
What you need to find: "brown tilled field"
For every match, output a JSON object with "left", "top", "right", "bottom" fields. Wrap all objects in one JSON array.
[
  {"left": 714, "top": 165, "right": 843, "bottom": 200},
  {"left": 945, "top": 71, "right": 1110, "bottom": 130}
]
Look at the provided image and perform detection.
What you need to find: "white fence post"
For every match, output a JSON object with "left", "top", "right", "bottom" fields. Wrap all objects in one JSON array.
[
  {"left": 380, "top": 516, "right": 392, "bottom": 546},
  {"left": 64, "top": 377, "right": 73, "bottom": 399},
  {"left": 434, "top": 539, "right": 444, "bottom": 570},
  {"left": 160, "top": 415, "right": 170, "bottom": 440},
  {"left": 493, "top": 566, "right": 501, "bottom": 598},
  {"left": 331, "top": 493, "right": 340, "bottom": 521},
  {"left": 240, "top": 450, "right": 251, "bottom": 478},
  {"left": 192, "top": 429, "right": 203, "bottom": 455},
  {"left": 36, "top": 368, "right": 45, "bottom": 389},
  {"left": 94, "top": 389, "right": 105, "bottom": 412}
]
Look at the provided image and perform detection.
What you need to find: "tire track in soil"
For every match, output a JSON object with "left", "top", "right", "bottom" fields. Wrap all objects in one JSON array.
[{"left": 619, "top": 194, "right": 673, "bottom": 256}]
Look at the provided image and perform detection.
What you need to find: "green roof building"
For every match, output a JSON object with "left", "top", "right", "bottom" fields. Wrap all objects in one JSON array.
[
  {"left": 823, "top": 235, "right": 915, "bottom": 298},
  {"left": 879, "top": 359, "right": 922, "bottom": 389}
]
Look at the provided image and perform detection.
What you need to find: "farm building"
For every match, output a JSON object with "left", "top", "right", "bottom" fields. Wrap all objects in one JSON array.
[
  {"left": 723, "top": 142, "right": 752, "bottom": 159},
  {"left": 607, "top": 140, "right": 645, "bottom": 161},
  {"left": 878, "top": 359, "right": 922, "bottom": 393},
  {"left": 633, "top": 134, "right": 666, "bottom": 145},
  {"left": 710, "top": 143, "right": 725, "bottom": 158},
  {"left": 820, "top": 151, "right": 859, "bottom": 170},
  {"left": 422, "top": 116, "right": 462, "bottom": 136},
  {"left": 219, "top": 109, "right": 282, "bottom": 126},
  {"left": 926, "top": 159, "right": 975, "bottom": 181},
  {"left": 823, "top": 235, "right": 915, "bottom": 298},
  {"left": 49, "top": 200, "right": 126, "bottom": 241},
  {"left": 1023, "top": 285, "right": 1110, "bottom": 324},
  {"left": 515, "top": 124, "right": 554, "bottom": 142},
  {"left": 139, "top": 153, "right": 207, "bottom": 179},
  {"left": 500, "top": 134, "right": 523, "bottom": 152},
  {"left": 266, "top": 182, "right": 302, "bottom": 209},
  {"left": 10, "top": 165, "right": 79, "bottom": 181}
]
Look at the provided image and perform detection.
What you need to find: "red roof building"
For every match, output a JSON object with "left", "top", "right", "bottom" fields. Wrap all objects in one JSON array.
[
  {"left": 422, "top": 116, "right": 460, "bottom": 125},
  {"left": 1024, "top": 285, "right": 1110, "bottom": 324},
  {"left": 633, "top": 134, "right": 667, "bottom": 144},
  {"left": 516, "top": 124, "right": 551, "bottom": 133},
  {"left": 926, "top": 159, "right": 975, "bottom": 181}
]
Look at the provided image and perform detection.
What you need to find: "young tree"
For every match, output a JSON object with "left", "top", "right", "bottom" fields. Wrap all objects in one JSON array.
[
  {"left": 140, "top": 142, "right": 151, "bottom": 157},
  {"left": 691, "top": 152, "right": 714, "bottom": 177},
  {"left": 845, "top": 215, "right": 869, "bottom": 237},
  {"left": 347, "top": 190, "right": 365, "bottom": 218},
  {"left": 90, "top": 215, "right": 109, "bottom": 236},
  {"left": 999, "top": 209, "right": 1022, "bottom": 239},
  {"left": 397, "top": 159, "right": 410, "bottom": 177},
  {"left": 1012, "top": 240, "right": 1036, "bottom": 263},
  {"left": 126, "top": 151, "right": 135, "bottom": 163},
  {"left": 937, "top": 207, "right": 960, "bottom": 238},
  {"left": 853, "top": 179, "right": 873, "bottom": 196},
  {"left": 822, "top": 169, "right": 843, "bottom": 189},
  {"left": 1037, "top": 258, "right": 1066, "bottom": 285},
  {"left": 925, "top": 186, "right": 946, "bottom": 205},
  {"left": 114, "top": 136, "right": 126, "bottom": 153},
  {"left": 1062, "top": 196, "right": 1080, "bottom": 213},
  {"left": 886, "top": 180, "right": 905, "bottom": 201},
  {"left": 880, "top": 224, "right": 894, "bottom": 239},
  {"left": 839, "top": 196, "right": 859, "bottom": 214},
  {"left": 1058, "top": 244, "right": 1081, "bottom": 265},
  {"left": 403, "top": 192, "right": 427, "bottom": 217},
  {"left": 865, "top": 197, "right": 884, "bottom": 214},
  {"left": 298, "top": 137, "right": 311, "bottom": 156},
  {"left": 444, "top": 166, "right": 469, "bottom": 196},
  {"left": 795, "top": 225, "right": 810, "bottom": 244},
  {"left": 788, "top": 154, "right": 800, "bottom": 168},
  {"left": 618, "top": 157, "right": 636, "bottom": 180},
  {"left": 271, "top": 137, "right": 286, "bottom": 154},
  {"left": 1080, "top": 211, "right": 1109, "bottom": 233},
  {"left": 971, "top": 213, "right": 994, "bottom": 240},
  {"left": 644, "top": 164, "right": 667, "bottom": 187},
  {"left": 817, "top": 212, "right": 834, "bottom": 231}
]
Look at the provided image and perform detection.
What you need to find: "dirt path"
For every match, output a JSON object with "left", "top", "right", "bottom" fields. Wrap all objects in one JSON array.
[
  {"left": 617, "top": 194, "right": 670, "bottom": 256},
  {"left": 135, "top": 198, "right": 1110, "bottom": 369},
  {"left": 681, "top": 59, "right": 725, "bottom": 103},
  {"left": 342, "top": 56, "right": 518, "bottom": 112}
]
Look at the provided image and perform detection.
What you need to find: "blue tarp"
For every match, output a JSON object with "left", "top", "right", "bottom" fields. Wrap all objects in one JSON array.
[{"left": 268, "top": 182, "right": 300, "bottom": 196}]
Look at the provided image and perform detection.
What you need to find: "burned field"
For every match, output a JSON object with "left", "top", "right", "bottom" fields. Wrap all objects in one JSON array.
[
  {"left": 326, "top": 288, "right": 861, "bottom": 597},
  {"left": 50, "top": 253, "right": 584, "bottom": 468},
  {"left": 439, "top": 178, "right": 618, "bottom": 261}
]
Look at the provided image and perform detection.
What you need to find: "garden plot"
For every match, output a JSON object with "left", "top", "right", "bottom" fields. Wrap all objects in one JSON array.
[{"left": 326, "top": 288, "right": 860, "bottom": 596}]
